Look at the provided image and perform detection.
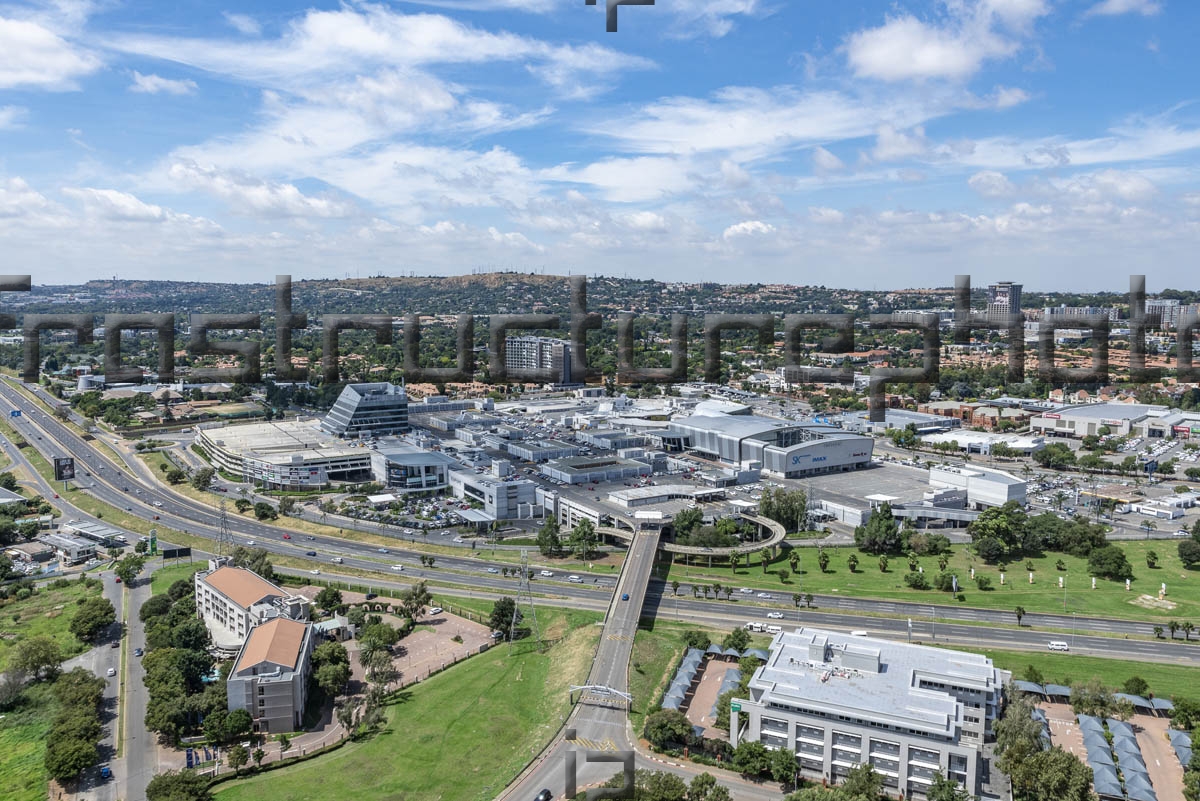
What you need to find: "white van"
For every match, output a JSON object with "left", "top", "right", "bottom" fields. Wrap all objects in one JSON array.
[
  {"left": 331, "top": 557, "right": 344, "bottom": 564},
  {"left": 850, "top": 630, "right": 869, "bottom": 637},
  {"left": 567, "top": 575, "right": 583, "bottom": 583},
  {"left": 744, "top": 621, "right": 764, "bottom": 632},
  {"left": 765, "top": 625, "right": 783, "bottom": 634},
  {"left": 1047, "top": 641, "right": 1070, "bottom": 652}
]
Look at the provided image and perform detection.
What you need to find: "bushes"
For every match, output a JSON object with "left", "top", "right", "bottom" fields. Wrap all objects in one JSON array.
[{"left": 904, "top": 572, "right": 930, "bottom": 590}]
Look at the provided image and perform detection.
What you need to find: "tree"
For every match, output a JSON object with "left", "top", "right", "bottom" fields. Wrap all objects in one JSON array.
[
  {"left": 1170, "top": 620, "right": 1181, "bottom": 639},
  {"left": 165, "top": 468, "right": 187, "bottom": 485},
  {"left": 315, "top": 586, "right": 343, "bottom": 614},
  {"left": 1180, "top": 539, "right": 1200, "bottom": 568},
  {"left": 769, "top": 744, "right": 798, "bottom": 786},
  {"left": 1022, "top": 747, "right": 1094, "bottom": 801},
  {"left": 817, "top": 550, "right": 830, "bottom": 573},
  {"left": 230, "top": 546, "right": 275, "bottom": 580},
  {"left": 252, "top": 501, "right": 278, "bottom": 521},
  {"left": 69, "top": 596, "right": 117, "bottom": 642},
  {"left": 316, "top": 661, "right": 351, "bottom": 697},
  {"left": 967, "top": 501, "right": 1029, "bottom": 558},
  {"left": 1087, "top": 545, "right": 1133, "bottom": 580},
  {"left": 839, "top": 764, "right": 885, "bottom": 800},
  {"left": 0, "top": 471, "right": 18, "bottom": 491},
  {"left": 722, "top": 627, "right": 751, "bottom": 653},
  {"left": 535, "top": 516, "right": 561, "bottom": 556},
  {"left": 568, "top": 519, "right": 597, "bottom": 559},
  {"left": 995, "top": 696, "right": 1046, "bottom": 791},
  {"left": 688, "top": 773, "right": 731, "bottom": 801},
  {"left": 1122, "top": 676, "right": 1150, "bottom": 696},
  {"left": 682, "top": 630, "right": 710, "bottom": 650},
  {"left": 13, "top": 635, "right": 64, "bottom": 680},
  {"left": 644, "top": 708, "right": 692, "bottom": 749},
  {"left": 854, "top": 503, "right": 905, "bottom": 555},
  {"left": 44, "top": 736, "right": 98, "bottom": 783},
  {"left": 927, "top": 773, "right": 973, "bottom": 801},
  {"left": 279, "top": 734, "right": 291, "bottom": 755},
  {"left": 673, "top": 507, "right": 703, "bottom": 536},
  {"left": 191, "top": 467, "right": 215, "bottom": 491},
  {"left": 1015, "top": 606, "right": 1026, "bottom": 627},
  {"left": 224, "top": 708, "right": 253, "bottom": 740},
  {"left": 146, "top": 770, "right": 212, "bottom": 801},
  {"left": 975, "top": 537, "right": 1006, "bottom": 564},
  {"left": 1071, "top": 677, "right": 1133, "bottom": 719},
  {"left": 134, "top": 539, "right": 149, "bottom": 555},
  {"left": 671, "top": 580, "right": 680, "bottom": 596},
  {"left": 489, "top": 597, "right": 522, "bottom": 638},
  {"left": 847, "top": 553, "right": 859, "bottom": 572},
  {"left": 731, "top": 740, "right": 770, "bottom": 777},
  {"left": 226, "top": 743, "right": 249, "bottom": 773},
  {"left": 234, "top": 498, "right": 252, "bottom": 514},
  {"left": 1147, "top": 550, "right": 1159, "bottom": 568},
  {"left": 878, "top": 555, "right": 889, "bottom": 573},
  {"left": 114, "top": 553, "right": 146, "bottom": 585}
]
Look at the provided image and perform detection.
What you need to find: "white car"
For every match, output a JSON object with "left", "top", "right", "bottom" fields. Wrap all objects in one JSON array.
[
  {"left": 106, "top": 667, "right": 116, "bottom": 677},
  {"left": 539, "top": 570, "right": 554, "bottom": 577},
  {"left": 309, "top": 569, "right": 320, "bottom": 575},
  {"left": 245, "top": 540, "right": 255, "bottom": 546},
  {"left": 738, "top": 587, "right": 754, "bottom": 595},
  {"left": 486, "top": 567, "right": 499, "bottom": 574},
  {"left": 757, "top": 593, "right": 773, "bottom": 599},
  {"left": 391, "top": 564, "right": 404, "bottom": 571},
  {"left": 429, "top": 607, "right": 443, "bottom": 615},
  {"left": 766, "top": 612, "right": 784, "bottom": 619}
]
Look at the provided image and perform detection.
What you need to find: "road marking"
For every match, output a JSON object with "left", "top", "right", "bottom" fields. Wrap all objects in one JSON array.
[
  {"left": 606, "top": 634, "right": 633, "bottom": 641},
  {"left": 566, "top": 735, "right": 617, "bottom": 751}
]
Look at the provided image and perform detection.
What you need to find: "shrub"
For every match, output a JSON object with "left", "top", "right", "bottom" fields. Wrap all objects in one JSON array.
[{"left": 904, "top": 572, "right": 930, "bottom": 590}]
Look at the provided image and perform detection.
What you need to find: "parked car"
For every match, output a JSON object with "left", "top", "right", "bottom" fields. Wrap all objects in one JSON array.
[{"left": 429, "top": 607, "right": 443, "bottom": 615}]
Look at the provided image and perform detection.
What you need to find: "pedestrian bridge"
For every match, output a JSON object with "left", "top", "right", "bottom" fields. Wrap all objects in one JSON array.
[{"left": 595, "top": 513, "right": 787, "bottom": 557}]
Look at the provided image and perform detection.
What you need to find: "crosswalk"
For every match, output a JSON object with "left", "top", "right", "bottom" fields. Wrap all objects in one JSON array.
[
  {"left": 606, "top": 634, "right": 633, "bottom": 642},
  {"left": 567, "top": 735, "right": 618, "bottom": 752}
]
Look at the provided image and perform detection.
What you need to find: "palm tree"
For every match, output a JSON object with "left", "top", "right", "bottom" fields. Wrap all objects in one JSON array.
[
  {"left": 788, "top": 551, "right": 800, "bottom": 575},
  {"left": 878, "top": 555, "right": 889, "bottom": 573},
  {"left": 817, "top": 550, "right": 829, "bottom": 573},
  {"left": 1168, "top": 620, "right": 1179, "bottom": 639},
  {"left": 713, "top": 582, "right": 723, "bottom": 600},
  {"left": 804, "top": 593, "right": 814, "bottom": 609},
  {"left": 671, "top": 580, "right": 680, "bottom": 596},
  {"left": 847, "top": 554, "right": 859, "bottom": 573},
  {"left": 1014, "top": 606, "right": 1026, "bottom": 627},
  {"left": 692, "top": 585, "right": 700, "bottom": 599},
  {"left": 1184, "top": 622, "right": 1194, "bottom": 642},
  {"left": 1153, "top": 626, "right": 1164, "bottom": 640},
  {"left": 1141, "top": 520, "right": 1157, "bottom": 539}
]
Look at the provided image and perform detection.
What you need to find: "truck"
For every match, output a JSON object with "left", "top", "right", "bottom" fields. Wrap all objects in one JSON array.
[{"left": 744, "top": 621, "right": 764, "bottom": 632}]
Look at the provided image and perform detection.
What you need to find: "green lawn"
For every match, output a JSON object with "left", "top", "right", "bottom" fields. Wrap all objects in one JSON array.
[
  {"left": 214, "top": 608, "right": 600, "bottom": 801},
  {"left": 956, "top": 646, "right": 1200, "bottom": 702},
  {"left": 0, "top": 578, "right": 99, "bottom": 671},
  {"left": 661, "top": 540, "right": 1200, "bottom": 621},
  {"left": 150, "top": 561, "right": 205, "bottom": 595},
  {"left": 0, "top": 682, "right": 56, "bottom": 801}
]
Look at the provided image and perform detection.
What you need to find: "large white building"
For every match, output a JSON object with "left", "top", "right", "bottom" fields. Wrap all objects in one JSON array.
[
  {"left": 196, "top": 420, "right": 373, "bottom": 489},
  {"left": 732, "top": 627, "right": 1006, "bottom": 799},
  {"left": 1030, "top": 403, "right": 1169, "bottom": 440},
  {"left": 504, "top": 336, "right": 572, "bottom": 384},
  {"left": 928, "top": 464, "right": 1026, "bottom": 509},
  {"left": 194, "top": 560, "right": 311, "bottom": 655}
]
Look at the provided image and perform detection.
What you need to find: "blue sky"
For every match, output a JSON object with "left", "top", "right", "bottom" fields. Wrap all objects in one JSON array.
[{"left": 1, "top": 0, "right": 1197, "bottom": 291}]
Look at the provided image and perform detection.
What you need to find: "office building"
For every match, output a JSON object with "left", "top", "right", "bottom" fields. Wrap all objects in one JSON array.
[
  {"left": 194, "top": 561, "right": 311, "bottom": 655},
  {"left": 928, "top": 464, "right": 1027, "bottom": 509},
  {"left": 986, "top": 282, "right": 1022, "bottom": 322},
  {"left": 39, "top": 532, "right": 96, "bottom": 565},
  {"left": 448, "top": 468, "right": 539, "bottom": 519},
  {"left": 731, "top": 627, "right": 1005, "bottom": 798},
  {"left": 227, "top": 618, "right": 315, "bottom": 734},
  {"left": 504, "top": 336, "right": 572, "bottom": 384},
  {"left": 370, "top": 444, "right": 458, "bottom": 493},
  {"left": 320, "top": 382, "right": 409, "bottom": 438},
  {"left": 197, "top": 420, "right": 372, "bottom": 489},
  {"left": 1042, "top": 305, "right": 1121, "bottom": 323}
]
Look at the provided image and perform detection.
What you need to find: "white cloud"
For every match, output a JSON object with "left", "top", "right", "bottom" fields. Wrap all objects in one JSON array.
[
  {"left": 543, "top": 156, "right": 694, "bottom": 203},
  {"left": 129, "top": 71, "right": 198, "bottom": 95},
  {"left": 166, "top": 161, "right": 354, "bottom": 218},
  {"left": 968, "top": 170, "right": 1014, "bottom": 197},
  {"left": 812, "top": 146, "right": 844, "bottom": 174},
  {"left": 664, "top": 0, "right": 768, "bottom": 39},
  {"left": 990, "top": 86, "right": 1029, "bottom": 109},
  {"left": 0, "top": 105, "right": 27, "bottom": 129},
  {"left": 844, "top": 0, "right": 1049, "bottom": 82},
  {"left": 619, "top": 211, "right": 670, "bottom": 232},
  {"left": 809, "top": 207, "right": 844, "bottom": 224},
  {"left": 0, "top": 15, "right": 100, "bottom": 90},
  {"left": 62, "top": 187, "right": 170, "bottom": 222},
  {"left": 872, "top": 125, "right": 929, "bottom": 162},
  {"left": 0, "top": 177, "right": 56, "bottom": 219},
  {"left": 1085, "top": 0, "right": 1162, "bottom": 18},
  {"left": 722, "top": 220, "right": 775, "bottom": 239},
  {"left": 222, "top": 12, "right": 261, "bottom": 35}
]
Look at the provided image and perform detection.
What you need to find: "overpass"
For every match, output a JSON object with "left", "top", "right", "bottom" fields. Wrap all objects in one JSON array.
[{"left": 596, "top": 513, "right": 787, "bottom": 558}]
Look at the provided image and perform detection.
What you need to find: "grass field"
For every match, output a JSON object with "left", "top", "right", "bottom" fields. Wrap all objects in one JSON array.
[
  {"left": 0, "top": 578, "right": 99, "bottom": 671},
  {"left": 0, "top": 682, "right": 56, "bottom": 801},
  {"left": 956, "top": 646, "right": 1200, "bottom": 702},
  {"left": 150, "top": 560, "right": 205, "bottom": 595},
  {"left": 660, "top": 539, "right": 1200, "bottom": 621},
  {"left": 214, "top": 607, "right": 600, "bottom": 801}
]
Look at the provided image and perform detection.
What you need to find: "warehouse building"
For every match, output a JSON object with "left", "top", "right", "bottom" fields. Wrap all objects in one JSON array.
[
  {"left": 667, "top": 414, "right": 874, "bottom": 479},
  {"left": 320, "top": 381, "right": 409, "bottom": 438},
  {"left": 540, "top": 455, "right": 652, "bottom": 485},
  {"left": 506, "top": 439, "right": 584, "bottom": 463},
  {"left": 920, "top": 430, "right": 1045, "bottom": 457},
  {"left": 731, "top": 627, "right": 1006, "bottom": 799},
  {"left": 227, "top": 618, "right": 315, "bottom": 735},
  {"left": 929, "top": 464, "right": 1026, "bottom": 509}
]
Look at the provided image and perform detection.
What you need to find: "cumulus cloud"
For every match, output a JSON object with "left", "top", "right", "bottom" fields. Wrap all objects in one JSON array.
[
  {"left": 844, "top": 0, "right": 1049, "bottom": 82},
  {"left": 0, "top": 15, "right": 101, "bottom": 90},
  {"left": 722, "top": 220, "right": 775, "bottom": 239},
  {"left": 0, "top": 105, "right": 27, "bottom": 129},
  {"left": 129, "top": 71, "right": 198, "bottom": 95},
  {"left": 166, "top": 161, "right": 355, "bottom": 218},
  {"left": 812, "top": 146, "right": 845, "bottom": 174},
  {"left": 968, "top": 170, "right": 1015, "bottom": 198},
  {"left": 872, "top": 125, "right": 929, "bottom": 162}
]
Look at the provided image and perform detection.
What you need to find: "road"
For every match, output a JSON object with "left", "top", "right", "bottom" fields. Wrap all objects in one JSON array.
[{"left": 116, "top": 572, "right": 156, "bottom": 801}]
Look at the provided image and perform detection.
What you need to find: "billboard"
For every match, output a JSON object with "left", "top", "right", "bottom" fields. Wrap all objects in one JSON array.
[
  {"left": 161, "top": 547, "right": 191, "bottom": 560},
  {"left": 1043, "top": 413, "right": 1061, "bottom": 420},
  {"left": 53, "top": 457, "right": 75, "bottom": 481}
]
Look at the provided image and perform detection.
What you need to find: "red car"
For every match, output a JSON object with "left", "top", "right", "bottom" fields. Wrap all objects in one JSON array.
[
  {"left": 282, "top": 534, "right": 292, "bottom": 540},
  {"left": 115, "top": 577, "right": 122, "bottom": 583}
]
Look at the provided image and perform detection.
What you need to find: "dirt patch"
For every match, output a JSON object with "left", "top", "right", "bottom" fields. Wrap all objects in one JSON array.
[{"left": 1131, "top": 594, "right": 1178, "bottom": 611}]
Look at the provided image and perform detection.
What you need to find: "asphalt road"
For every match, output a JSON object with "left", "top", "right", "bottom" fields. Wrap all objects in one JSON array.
[{"left": 117, "top": 573, "right": 155, "bottom": 801}]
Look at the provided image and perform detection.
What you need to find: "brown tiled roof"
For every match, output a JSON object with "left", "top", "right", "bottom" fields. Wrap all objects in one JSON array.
[
  {"left": 235, "top": 618, "right": 308, "bottom": 673},
  {"left": 202, "top": 566, "right": 281, "bottom": 609}
]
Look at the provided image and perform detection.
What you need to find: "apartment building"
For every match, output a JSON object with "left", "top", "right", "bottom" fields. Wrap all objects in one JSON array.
[
  {"left": 986, "top": 282, "right": 1022, "bottom": 322},
  {"left": 503, "top": 336, "right": 572, "bottom": 384},
  {"left": 194, "top": 560, "right": 311, "bottom": 655},
  {"left": 731, "top": 627, "right": 1006, "bottom": 798},
  {"left": 226, "top": 617, "right": 315, "bottom": 734}
]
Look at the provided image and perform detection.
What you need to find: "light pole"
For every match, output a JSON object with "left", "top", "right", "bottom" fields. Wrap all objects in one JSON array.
[{"left": 1072, "top": 613, "right": 1076, "bottom": 648}]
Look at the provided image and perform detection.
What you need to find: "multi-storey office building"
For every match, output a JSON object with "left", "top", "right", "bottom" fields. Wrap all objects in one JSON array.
[
  {"left": 226, "top": 617, "right": 315, "bottom": 734},
  {"left": 320, "top": 382, "right": 409, "bottom": 438},
  {"left": 731, "top": 627, "right": 1006, "bottom": 798},
  {"left": 194, "top": 560, "right": 311, "bottom": 655}
]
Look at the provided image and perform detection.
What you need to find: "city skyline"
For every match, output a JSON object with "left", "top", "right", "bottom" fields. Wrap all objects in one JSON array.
[{"left": 0, "top": 1, "right": 1197, "bottom": 289}]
